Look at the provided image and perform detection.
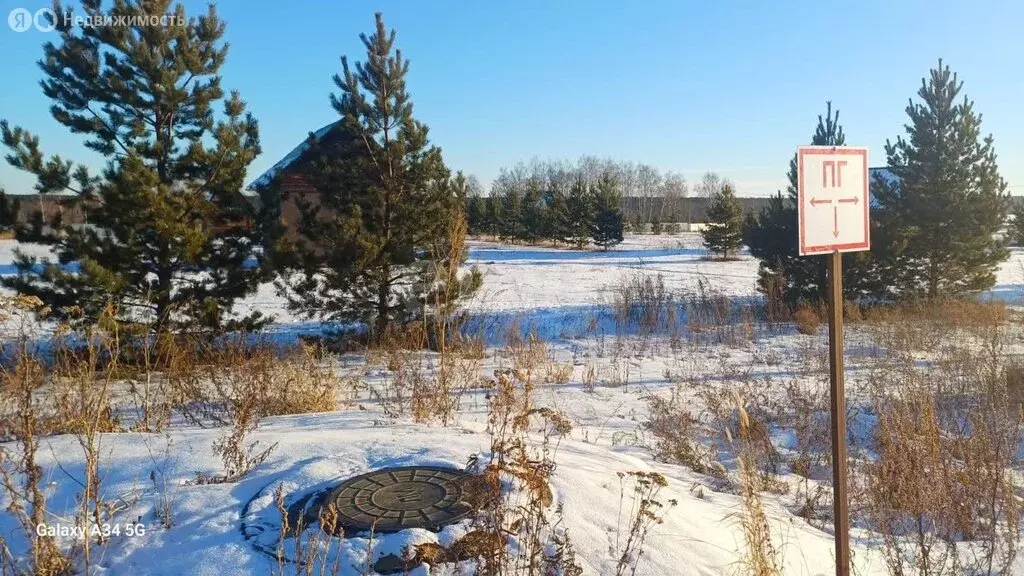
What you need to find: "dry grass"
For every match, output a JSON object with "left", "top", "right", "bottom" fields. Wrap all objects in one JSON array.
[
  {"left": 272, "top": 483, "right": 343, "bottom": 576},
  {"left": 0, "top": 297, "right": 73, "bottom": 576},
  {"left": 730, "top": 393, "right": 783, "bottom": 576},
  {"left": 792, "top": 305, "right": 820, "bottom": 335},
  {"left": 614, "top": 471, "right": 677, "bottom": 576},
  {"left": 612, "top": 272, "right": 679, "bottom": 337},
  {"left": 644, "top": 388, "right": 722, "bottom": 476},
  {"left": 467, "top": 357, "right": 582, "bottom": 576},
  {"left": 856, "top": 301, "right": 1022, "bottom": 576}
]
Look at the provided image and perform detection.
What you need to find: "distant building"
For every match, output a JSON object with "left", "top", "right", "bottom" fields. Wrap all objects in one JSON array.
[{"left": 247, "top": 121, "right": 341, "bottom": 236}]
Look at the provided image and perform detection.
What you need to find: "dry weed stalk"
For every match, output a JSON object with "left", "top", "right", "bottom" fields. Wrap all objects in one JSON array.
[
  {"left": 614, "top": 471, "right": 676, "bottom": 576},
  {"left": 49, "top": 307, "right": 124, "bottom": 570},
  {"left": 467, "top": 361, "right": 581, "bottom": 576},
  {"left": 644, "top": 387, "right": 721, "bottom": 476},
  {"left": 730, "top": 393, "right": 782, "bottom": 576},
  {"left": 272, "top": 483, "right": 342, "bottom": 576},
  {"left": 0, "top": 296, "right": 72, "bottom": 575}
]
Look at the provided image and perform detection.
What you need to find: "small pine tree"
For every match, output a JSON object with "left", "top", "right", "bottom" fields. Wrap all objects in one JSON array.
[
  {"left": 650, "top": 213, "right": 663, "bottom": 235},
  {"left": 1012, "top": 204, "right": 1024, "bottom": 246},
  {"left": 702, "top": 183, "right": 743, "bottom": 258},
  {"left": 874, "top": 60, "right": 1009, "bottom": 297},
  {"left": 2, "top": 2, "right": 264, "bottom": 332},
  {"left": 486, "top": 194, "right": 502, "bottom": 239},
  {"left": 0, "top": 188, "right": 19, "bottom": 232},
  {"left": 499, "top": 187, "right": 524, "bottom": 241},
  {"left": 566, "top": 177, "right": 593, "bottom": 248},
  {"left": 590, "top": 174, "right": 624, "bottom": 250}
]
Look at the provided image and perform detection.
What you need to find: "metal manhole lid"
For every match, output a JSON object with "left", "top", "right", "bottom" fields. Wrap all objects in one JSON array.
[{"left": 322, "top": 466, "right": 474, "bottom": 534}]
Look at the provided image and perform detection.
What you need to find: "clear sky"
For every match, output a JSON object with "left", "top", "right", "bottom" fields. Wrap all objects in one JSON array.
[{"left": 1, "top": 0, "right": 1021, "bottom": 197}]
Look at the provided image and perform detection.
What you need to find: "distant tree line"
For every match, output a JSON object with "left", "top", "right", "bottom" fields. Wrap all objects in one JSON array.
[{"left": 465, "top": 158, "right": 626, "bottom": 249}]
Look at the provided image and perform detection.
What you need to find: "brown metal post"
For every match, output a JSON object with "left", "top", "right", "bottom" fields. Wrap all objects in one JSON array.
[{"left": 828, "top": 250, "right": 850, "bottom": 576}]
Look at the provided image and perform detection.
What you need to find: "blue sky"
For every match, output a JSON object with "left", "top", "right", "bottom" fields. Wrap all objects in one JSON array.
[{"left": 1, "top": 0, "right": 1021, "bottom": 196}]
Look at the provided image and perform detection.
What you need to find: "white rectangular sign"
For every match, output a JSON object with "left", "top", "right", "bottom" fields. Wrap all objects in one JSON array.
[{"left": 797, "top": 146, "right": 870, "bottom": 255}]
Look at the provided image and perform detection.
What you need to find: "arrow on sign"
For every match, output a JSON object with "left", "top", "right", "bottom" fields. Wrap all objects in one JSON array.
[
  {"left": 833, "top": 206, "right": 839, "bottom": 238},
  {"left": 810, "top": 197, "right": 833, "bottom": 206},
  {"left": 837, "top": 197, "right": 859, "bottom": 205}
]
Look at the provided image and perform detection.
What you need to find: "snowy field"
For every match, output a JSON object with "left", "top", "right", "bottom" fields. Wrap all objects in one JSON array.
[
  {"left": 3, "top": 234, "right": 1024, "bottom": 575},
  {"left": 4, "top": 233, "right": 1024, "bottom": 331}
]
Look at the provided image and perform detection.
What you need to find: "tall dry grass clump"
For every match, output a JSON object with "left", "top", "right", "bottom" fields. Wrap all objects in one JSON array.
[
  {"left": 644, "top": 388, "right": 721, "bottom": 475},
  {"left": 612, "top": 272, "right": 678, "bottom": 337},
  {"left": 730, "top": 393, "right": 782, "bottom": 576},
  {"left": 464, "top": 360, "right": 582, "bottom": 576},
  {"left": 791, "top": 306, "right": 820, "bottom": 336},
  {"left": 0, "top": 298, "right": 72, "bottom": 576},
  {"left": 861, "top": 305, "right": 1021, "bottom": 576},
  {"left": 360, "top": 212, "right": 485, "bottom": 425}
]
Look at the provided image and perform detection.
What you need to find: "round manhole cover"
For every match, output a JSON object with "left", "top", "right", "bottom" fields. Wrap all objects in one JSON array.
[{"left": 323, "top": 466, "right": 474, "bottom": 534}]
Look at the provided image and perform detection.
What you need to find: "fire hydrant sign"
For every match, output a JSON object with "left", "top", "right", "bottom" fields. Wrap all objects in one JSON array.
[{"left": 797, "top": 146, "right": 870, "bottom": 255}]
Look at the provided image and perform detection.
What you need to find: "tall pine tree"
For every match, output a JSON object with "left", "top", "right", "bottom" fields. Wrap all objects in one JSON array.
[
  {"left": 873, "top": 61, "right": 1009, "bottom": 298},
  {"left": 701, "top": 182, "right": 743, "bottom": 259},
  {"left": 590, "top": 174, "right": 624, "bottom": 250},
  {"left": 1, "top": 1, "right": 264, "bottom": 332},
  {"left": 271, "top": 13, "right": 477, "bottom": 337}
]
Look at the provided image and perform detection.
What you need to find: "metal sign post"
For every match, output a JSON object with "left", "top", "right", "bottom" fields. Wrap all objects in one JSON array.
[
  {"left": 797, "top": 146, "right": 870, "bottom": 576},
  {"left": 827, "top": 250, "right": 849, "bottom": 575}
]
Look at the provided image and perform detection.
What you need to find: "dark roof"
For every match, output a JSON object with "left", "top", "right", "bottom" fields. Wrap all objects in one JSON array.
[{"left": 247, "top": 121, "right": 340, "bottom": 191}]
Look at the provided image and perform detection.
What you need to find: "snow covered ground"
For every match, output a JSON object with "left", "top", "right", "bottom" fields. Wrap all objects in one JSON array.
[
  {"left": 4, "top": 234, "right": 1024, "bottom": 331},
  {"left": 2, "top": 234, "right": 1024, "bottom": 575}
]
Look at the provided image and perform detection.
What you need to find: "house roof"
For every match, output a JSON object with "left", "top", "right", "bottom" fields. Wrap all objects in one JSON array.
[
  {"left": 247, "top": 121, "right": 340, "bottom": 191},
  {"left": 869, "top": 167, "right": 898, "bottom": 185}
]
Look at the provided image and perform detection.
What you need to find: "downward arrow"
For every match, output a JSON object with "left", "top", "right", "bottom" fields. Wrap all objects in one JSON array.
[{"left": 833, "top": 206, "right": 840, "bottom": 238}]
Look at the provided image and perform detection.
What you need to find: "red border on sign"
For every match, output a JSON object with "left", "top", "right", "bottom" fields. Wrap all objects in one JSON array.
[{"left": 797, "top": 146, "right": 870, "bottom": 255}]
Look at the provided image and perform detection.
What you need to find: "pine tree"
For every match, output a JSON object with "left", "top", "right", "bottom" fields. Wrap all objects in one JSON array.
[
  {"left": 1012, "top": 204, "right": 1024, "bottom": 246},
  {"left": 522, "top": 182, "right": 547, "bottom": 243},
  {"left": 467, "top": 195, "right": 486, "bottom": 236},
  {"left": 545, "top": 186, "right": 571, "bottom": 244},
  {"left": 590, "top": 174, "right": 624, "bottom": 250},
  {"left": 0, "top": 188, "right": 19, "bottom": 232},
  {"left": 456, "top": 171, "right": 486, "bottom": 236},
  {"left": 1, "top": 2, "right": 264, "bottom": 332},
  {"left": 486, "top": 193, "right": 502, "bottom": 239},
  {"left": 743, "top": 102, "right": 872, "bottom": 304},
  {"left": 873, "top": 61, "right": 1009, "bottom": 298},
  {"left": 701, "top": 183, "right": 743, "bottom": 258},
  {"left": 650, "top": 212, "right": 663, "bottom": 235},
  {"left": 566, "top": 177, "right": 593, "bottom": 248},
  {"left": 499, "top": 187, "right": 524, "bottom": 241},
  {"left": 272, "top": 13, "right": 476, "bottom": 337}
]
